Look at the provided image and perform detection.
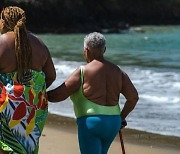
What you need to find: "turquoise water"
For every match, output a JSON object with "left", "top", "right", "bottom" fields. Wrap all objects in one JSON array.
[
  {"left": 39, "top": 25, "right": 180, "bottom": 69},
  {"left": 38, "top": 26, "right": 180, "bottom": 137}
]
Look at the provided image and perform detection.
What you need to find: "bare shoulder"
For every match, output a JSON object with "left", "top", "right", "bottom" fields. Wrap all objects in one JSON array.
[
  {"left": 66, "top": 67, "right": 81, "bottom": 82},
  {"left": 106, "top": 60, "right": 123, "bottom": 74},
  {"left": 0, "top": 34, "right": 5, "bottom": 48},
  {"left": 65, "top": 67, "right": 81, "bottom": 94},
  {"left": 0, "top": 33, "right": 14, "bottom": 54},
  {"left": 28, "top": 33, "right": 47, "bottom": 50},
  {"left": 28, "top": 33, "right": 49, "bottom": 59},
  {"left": 0, "top": 32, "right": 14, "bottom": 43},
  {"left": 0, "top": 35, "right": 5, "bottom": 57}
]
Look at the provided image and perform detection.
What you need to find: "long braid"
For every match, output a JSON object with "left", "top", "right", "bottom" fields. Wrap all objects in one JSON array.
[{"left": 1, "top": 6, "right": 32, "bottom": 83}]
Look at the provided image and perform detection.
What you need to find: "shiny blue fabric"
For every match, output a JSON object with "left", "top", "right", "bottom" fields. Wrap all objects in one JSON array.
[{"left": 77, "top": 115, "right": 122, "bottom": 154}]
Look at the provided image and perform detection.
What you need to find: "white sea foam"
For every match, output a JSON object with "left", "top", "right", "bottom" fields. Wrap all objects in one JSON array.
[
  {"left": 140, "top": 94, "right": 180, "bottom": 103},
  {"left": 173, "top": 82, "right": 180, "bottom": 89}
]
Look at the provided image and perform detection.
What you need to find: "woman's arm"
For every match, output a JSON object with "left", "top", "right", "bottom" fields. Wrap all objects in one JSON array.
[
  {"left": 33, "top": 34, "right": 56, "bottom": 88},
  {"left": 47, "top": 68, "right": 81, "bottom": 102},
  {"left": 42, "top": 50, "right": 56, "bottom": 88},
  {"left": 120, "top": 71, "right": 139, "bottom": 120}
]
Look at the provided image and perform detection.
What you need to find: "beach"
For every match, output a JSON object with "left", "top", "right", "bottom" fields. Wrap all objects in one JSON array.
[
  {"left": 38, "top": 28, "right": 180, "bottom": 153},
  {"left": 39, "top": 114, "right": 180, "bottom": 154},
  {"left": 41, "top": 30, "right": 180, "bottom": 138}
]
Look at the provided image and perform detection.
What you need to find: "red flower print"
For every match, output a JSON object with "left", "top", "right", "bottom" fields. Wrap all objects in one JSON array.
[{"left": 14, "top": 82, "right": 24, "bottom": 97}]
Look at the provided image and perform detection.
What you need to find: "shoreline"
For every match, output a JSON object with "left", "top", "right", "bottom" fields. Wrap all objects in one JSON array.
[{"left": 39, "top": 114, "right": 180, "bottom": 154}]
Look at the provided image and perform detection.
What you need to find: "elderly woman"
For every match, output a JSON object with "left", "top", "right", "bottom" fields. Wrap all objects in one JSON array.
[
  {"left": 48, "top": 32, "right": 138, "bottom": 154},
  {"left": 0, "top": 6, "right": 56, "bottom": 153}
]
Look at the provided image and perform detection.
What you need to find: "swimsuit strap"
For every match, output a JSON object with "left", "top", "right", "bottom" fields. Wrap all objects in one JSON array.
[{"left": 80, "top": 66, "right": 84, "bottom": 84}]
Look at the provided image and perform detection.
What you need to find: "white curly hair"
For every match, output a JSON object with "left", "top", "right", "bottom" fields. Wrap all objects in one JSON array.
[{"left": 84, "top": 32, "right": 106, "bottom": 50}]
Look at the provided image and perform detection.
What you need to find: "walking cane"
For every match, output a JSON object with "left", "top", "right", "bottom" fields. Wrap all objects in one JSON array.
[
  {"left": 119, "top": 131, "right": 125, "bottom": 154},
  {"left": 119, "top": 120, "right": 127, "bottom": 154}
]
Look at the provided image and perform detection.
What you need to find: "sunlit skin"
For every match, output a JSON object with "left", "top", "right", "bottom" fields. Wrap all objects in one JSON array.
[
  {"left": 0, "top": 20, "right": 3, "bottom": 33},
  {"left": 0, "top": 20, "right": 56, "bottom": 88},
  {"left": 48, "top": 46, "right": 139, "bottom": 121}
]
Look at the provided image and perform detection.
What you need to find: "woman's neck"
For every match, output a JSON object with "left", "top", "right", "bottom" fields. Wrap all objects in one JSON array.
[{"left": 88, "top": 56, "right": 105, "bottom": 63}]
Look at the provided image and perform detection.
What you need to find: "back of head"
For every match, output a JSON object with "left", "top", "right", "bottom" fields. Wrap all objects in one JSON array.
[
  {"left": 84, "top": 32, "right": 106, "bottom": 51},
  {"left": 1, "top": 6, "right": 32, "bottom": 83}
]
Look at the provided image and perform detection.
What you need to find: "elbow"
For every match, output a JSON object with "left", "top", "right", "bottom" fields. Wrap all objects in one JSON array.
[
  {"left": 132, "top": 91, "right": 139, "bottom": 103},
  {"left": 135, "top": 95, "right": 139, "bottom": 103},
  {"left": 51, "top": 74, "right": 56, "bottom": 83},
  {"left": 132, "top": 95, "right": 139, "bottom": 106},
  {"left": 127, "top": 95, "right": 139, "bottom": 109},
  {"left": 47, "top": 91, "right": 55, "bottom": 102},
  {"left": 46, "top": 74, "right": 56, "bottom": 88},
  {"left": 132, "top": 96, "right": 138, "bottom": 110},
  {"left": 51, "top": 72, "right": 56, "bottom": 83},
  {"left": 47, "top": 91, "right": 60, "bottom": 102}
]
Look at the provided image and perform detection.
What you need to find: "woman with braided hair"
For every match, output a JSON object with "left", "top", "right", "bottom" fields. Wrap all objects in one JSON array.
[{"left": 0, "top": 6, "right": 56, "bottom": 153}]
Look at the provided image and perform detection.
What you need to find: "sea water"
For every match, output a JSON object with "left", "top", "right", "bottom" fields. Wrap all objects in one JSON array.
[{"left": 38, "top": 26, "right": 180, "bottom": 137}]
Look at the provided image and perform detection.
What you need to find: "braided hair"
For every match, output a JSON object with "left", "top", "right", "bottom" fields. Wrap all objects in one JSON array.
[{"left": 1, "top": 6, "right": 32, "bottom": 83}]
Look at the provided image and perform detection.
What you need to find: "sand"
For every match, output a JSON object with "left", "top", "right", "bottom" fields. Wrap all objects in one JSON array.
[{"left": 39, "top": 114, "right": 180, "bottom": 154}]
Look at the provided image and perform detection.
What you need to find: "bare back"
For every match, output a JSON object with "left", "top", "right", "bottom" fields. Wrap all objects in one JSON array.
[
  {"left": 0, "top": 32, "right": 47, "bottom": 72},
  {"left": 0, "top": 32, "right": 56, "bottom": 87},
  {"left": 83, "top": 60, "right": 122, "bottom": 106}
]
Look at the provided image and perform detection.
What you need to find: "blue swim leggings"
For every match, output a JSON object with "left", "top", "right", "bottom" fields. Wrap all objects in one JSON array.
[{"left": 76, "top": 115, "right": 122, "bottom": 154}]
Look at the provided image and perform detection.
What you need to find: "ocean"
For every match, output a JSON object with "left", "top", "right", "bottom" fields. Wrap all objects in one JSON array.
[{"left": 38, "top": 26, "right": 180, "bottom": 137}]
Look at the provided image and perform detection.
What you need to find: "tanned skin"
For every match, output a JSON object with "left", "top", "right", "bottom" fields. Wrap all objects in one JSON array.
[
  {"left": 0, "top": 21, "right": 56, "bottom": 88},
  {"left": 47, "top": 46, "right": 139, "bottom": 121}
]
